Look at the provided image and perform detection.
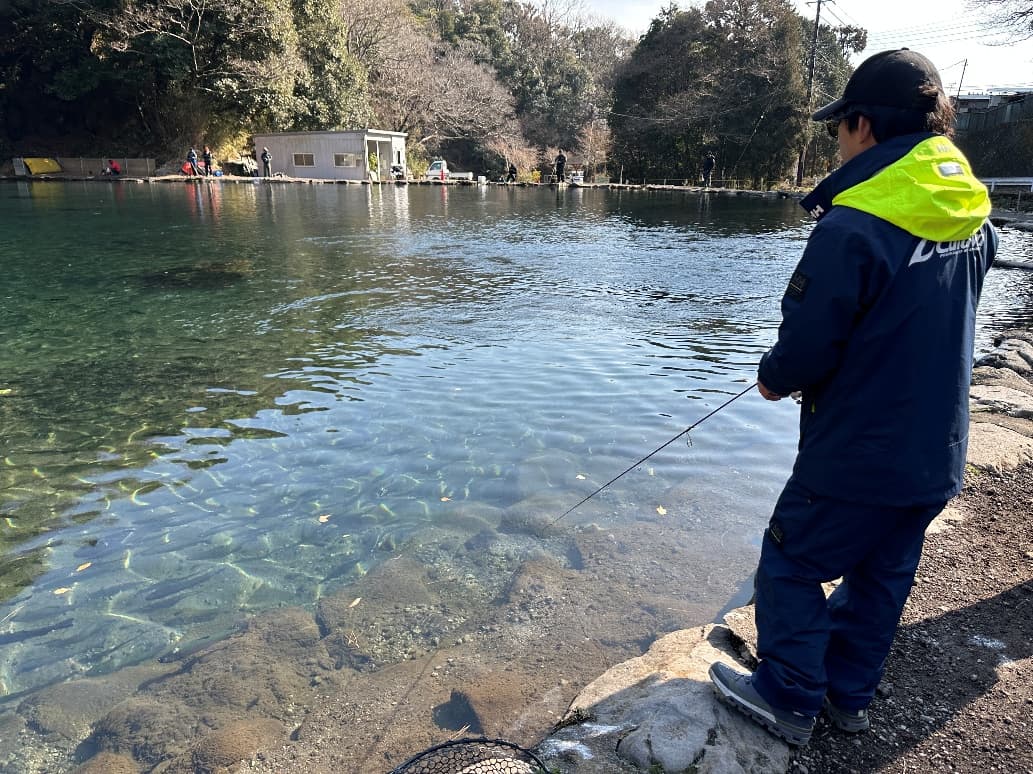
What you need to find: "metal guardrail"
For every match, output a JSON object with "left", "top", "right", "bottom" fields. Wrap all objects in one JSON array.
[
  {"left": 616, "top": 178, "right": 745, "bottom": 188},
  {"left": 981, "top": 177, "right": 1033, "bottom": 192}
]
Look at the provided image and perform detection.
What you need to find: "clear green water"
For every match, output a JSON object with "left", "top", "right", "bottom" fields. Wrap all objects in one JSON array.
[{"left": 0, "top": 180, "right": 1028, "bottom": 711}]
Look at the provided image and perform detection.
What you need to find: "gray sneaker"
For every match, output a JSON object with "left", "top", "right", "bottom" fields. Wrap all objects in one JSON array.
[
  {"left": 708, "top": 662, "right": 815, "bottom": 746},
  {"left": 823, "top": 696, "right": 870, "bottom": 733}
]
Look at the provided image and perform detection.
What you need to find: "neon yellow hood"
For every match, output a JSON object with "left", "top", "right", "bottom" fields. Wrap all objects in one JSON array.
[{"left": 831, "top": 136, "right": 990, "bottom": 242}]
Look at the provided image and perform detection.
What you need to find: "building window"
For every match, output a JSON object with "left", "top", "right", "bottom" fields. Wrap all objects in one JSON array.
[
  {"left": 293, "top": 153, "right": 315, "bottom": 167},
  {"left": 334, "top": 153, "right": 358, "bottom": 167}
]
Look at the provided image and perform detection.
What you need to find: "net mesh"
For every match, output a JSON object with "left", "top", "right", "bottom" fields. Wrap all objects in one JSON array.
[{"left": 388, "top": 737, "right": 550, "bottom": 774}]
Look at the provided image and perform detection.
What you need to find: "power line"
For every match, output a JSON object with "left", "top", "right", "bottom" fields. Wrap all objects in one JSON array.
[
  {"left": 867, "top": 22, "right": 995, "bottom": 41},
  {"left": 833, "top": 10, "right": 992, "bottom": 37},
  {"left": 821, "top": 6, "right": 851, "bottom": 28},
  {"left": 867, "top": 19, "right": 988, "bottom": 36},
  {"left": 868, "top": 30, "right": 1000, "bottom": 47},
  {"left": 815, "top": 0, "right": 1033, "bottom": 88},
  {"left": 956, "top": 81, "right": 1033, "bottom": 91},
  {"left": 867, "top": 22, "right": 990, "bottom": 40},
  {"left": 826, "top": 2, "right": 1007, "bottom": 47},
  {"left": 822, "top": 0, "right": 862, "bottom": 27},
  {"left": 811, "top": 6, "right": 1000, "bottom": 58}
]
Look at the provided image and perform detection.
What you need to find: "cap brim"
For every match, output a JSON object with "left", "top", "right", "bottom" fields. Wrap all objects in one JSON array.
[{"left": 812, "top": 97, "right": 849, "bottom": 121}]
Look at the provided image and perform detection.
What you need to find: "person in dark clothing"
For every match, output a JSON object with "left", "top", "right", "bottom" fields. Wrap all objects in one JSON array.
[
  {"left": 554, "top": 150, "right": 566, "bottom": 183},
  {"left": 202, "top": 145, "right": 214, "bottom": 176},
  {"left": 187, "top": 147, "right": 200, "bottom": 176},
  {"left": 507, "top": 163, "right": 517, "bottom": 183},
  {"left": 261, "top": 147, "right": 272, "bottom": 177},
  {"left": 708, "top": 49, "right": 998, "bottom": 747},
  {"left": 701, "top": 153, "right": 716, "bottom": 187}
]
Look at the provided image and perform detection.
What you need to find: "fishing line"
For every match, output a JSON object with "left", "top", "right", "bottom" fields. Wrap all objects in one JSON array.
[{"left": 551, "top": 381, "right": 758, "bottom": 525}]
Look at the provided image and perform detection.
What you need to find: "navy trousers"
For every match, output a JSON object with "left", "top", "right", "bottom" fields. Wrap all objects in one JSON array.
[{"left": 751, "top": 476, "right": 944, "bottom": 717}]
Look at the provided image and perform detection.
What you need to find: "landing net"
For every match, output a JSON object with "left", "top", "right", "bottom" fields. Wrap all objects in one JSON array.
[{"left": 388, "top": 737, "right": 550, "bottom": 774}]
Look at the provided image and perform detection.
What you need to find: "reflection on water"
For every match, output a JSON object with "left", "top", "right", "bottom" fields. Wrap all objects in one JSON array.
[
  {"left": 0, "top": 182, "right": 1028, "bottom": 769},
  {"left": 979, "top": 224, "right": 1033, "bottom": 336}
]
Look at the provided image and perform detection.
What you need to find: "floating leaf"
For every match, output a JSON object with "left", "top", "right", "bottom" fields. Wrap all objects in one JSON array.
[
  {"left": 75, "top": 562, "right": 92, "bottom": 573},
  {"left": 0, "top": 389, "right": 12, "bottom": 397},
  {"left": 348, "top": 597, "right": 361, "bottom": 608},
  {"left": 656, "top": 505, "right": 667, "bottom": 516},
  {"left": 53, "top": 587, "right": 72, "bottom": 595},
  {"left": 318, "top": 514, "right": 330, "bottom": 523}
]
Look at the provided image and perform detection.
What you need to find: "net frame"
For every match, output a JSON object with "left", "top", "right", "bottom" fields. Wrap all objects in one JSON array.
[{"left": 388, "top": 736, "right": 551, "bottom": 774}]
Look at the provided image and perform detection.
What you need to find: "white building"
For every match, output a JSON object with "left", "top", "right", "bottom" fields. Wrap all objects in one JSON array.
[{"left": 250, "top": 129, "right": 407, "bottom": 181}]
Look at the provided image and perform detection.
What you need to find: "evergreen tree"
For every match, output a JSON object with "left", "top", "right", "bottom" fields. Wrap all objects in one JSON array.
[{"left": 610, "top": 0, "right": 860, "bottom": 187}]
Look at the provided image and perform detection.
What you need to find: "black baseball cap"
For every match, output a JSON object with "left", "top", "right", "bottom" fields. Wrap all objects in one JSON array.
[{"left": 812, "top": 49, "right": 944, "bottom": 121}]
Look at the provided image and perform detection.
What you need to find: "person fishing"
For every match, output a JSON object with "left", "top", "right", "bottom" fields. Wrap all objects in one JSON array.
[{"left": 708, "top": 49, "right": 998, "bottom": 746}]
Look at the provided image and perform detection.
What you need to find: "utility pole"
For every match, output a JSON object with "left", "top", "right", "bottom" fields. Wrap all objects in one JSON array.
[{"left": 796, "top": 0, "right": 830, "bottom": 186}]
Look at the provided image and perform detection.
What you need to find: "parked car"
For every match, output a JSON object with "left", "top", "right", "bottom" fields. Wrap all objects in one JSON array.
[{"left": 425, "top": 159, "right": 449, "bottom": 181}]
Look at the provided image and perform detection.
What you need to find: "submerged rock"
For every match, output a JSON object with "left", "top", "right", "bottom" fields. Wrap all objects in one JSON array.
[
  {"left": 89, "top": 697, "right": 196, "bottom": 766},
  {"left": 71, "top": 751, "right": 139, "bottom": 774},
  {"left": 136, "top": 260, "right": 252, "bottom": 290},
  {"left": 17, "top": 663, "right": 173, "bottom": 742},
  {"left": 499, "top": 496, "right": 565, "bottom": 538},
  {"left": 167, "top": 718, "right": 285, "bottom": 773}
]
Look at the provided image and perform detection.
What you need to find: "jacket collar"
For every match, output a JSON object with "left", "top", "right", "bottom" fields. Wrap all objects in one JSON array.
[{"left": 800, "top": 133, "right": 935, "bottom": 221}]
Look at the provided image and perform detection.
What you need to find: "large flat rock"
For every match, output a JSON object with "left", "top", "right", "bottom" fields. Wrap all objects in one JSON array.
[
  {"left": 966, "top": 421, "right": 1033, "bottom": 472},
  {"left": 970, "top": 383, "right": 1033, "bottom": 418},
  {"left": 538, "top": 626, "right": 790, "bottom": 773},
  {"left": 972, "top": 365, "right": 1033, "bottom": 396}
]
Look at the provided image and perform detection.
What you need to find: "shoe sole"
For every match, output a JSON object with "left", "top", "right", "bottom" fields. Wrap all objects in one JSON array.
[{"left": 709, "top": 665, "right": 812, "bottom": 746}]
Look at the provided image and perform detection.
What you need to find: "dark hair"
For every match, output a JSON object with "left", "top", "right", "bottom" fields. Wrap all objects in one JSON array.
[{"left": 844, "top": 85, "right": 956, "bottom": 141}]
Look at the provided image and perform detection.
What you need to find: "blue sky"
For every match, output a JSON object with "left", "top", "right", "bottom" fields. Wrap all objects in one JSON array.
[{"left": 580, "top": 0, "right": 1033, "bottom": 93}]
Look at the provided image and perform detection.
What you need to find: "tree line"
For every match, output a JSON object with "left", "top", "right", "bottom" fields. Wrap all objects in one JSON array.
[{"left": 1, "top": 0, "right": 866, "bottom": 183}]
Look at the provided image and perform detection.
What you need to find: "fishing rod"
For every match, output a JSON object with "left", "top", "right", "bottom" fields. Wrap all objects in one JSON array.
[{"left": 551, "top": 381, "right": 758, "bottom": 525}]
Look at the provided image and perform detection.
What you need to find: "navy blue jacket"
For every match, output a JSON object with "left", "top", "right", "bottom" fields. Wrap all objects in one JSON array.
[{"left": 760, "top": 133, "right": 997, "bottom": 506}]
